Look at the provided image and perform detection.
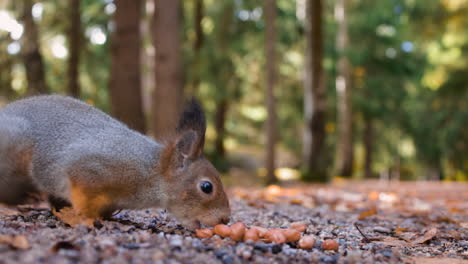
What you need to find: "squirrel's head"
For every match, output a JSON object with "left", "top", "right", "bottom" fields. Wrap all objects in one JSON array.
[{"left": 157, "top": 99, "right": 231, "bottom": 230}]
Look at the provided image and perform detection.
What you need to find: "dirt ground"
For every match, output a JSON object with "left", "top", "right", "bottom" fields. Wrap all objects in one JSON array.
[{"left": 0, "top": 181, "right": 467, "bottom": 264}]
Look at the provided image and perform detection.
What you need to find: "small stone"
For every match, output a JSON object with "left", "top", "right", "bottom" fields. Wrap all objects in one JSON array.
[
  {"left": 93, "top": 220, "right": 103, "bottom": 229},
  {"left": 152, "top": 251, "right": 165, "bottom": 261},
  {"left": 320, "top": 255, "right": 338, "bottom": 264},
  {"left": 215, "top": 249, "right": 227, "bottom": 259},
  {"left": 169, "top": 236, "right": 183, "bottom": 248},
  {"left": 271, "top": 244, "right": 282, "bottom": 254},
  {"left": 123, "top": 243, "right": 139, "bottom": 250},
  {"left": 253, "top": 242, "right": 270, "bottom": 253},
  {"left": 241, "top": 250, "right": 252, "bottom": 259},
  {"left": 222, "top": 254, "right": 234, "bottom": 264}
]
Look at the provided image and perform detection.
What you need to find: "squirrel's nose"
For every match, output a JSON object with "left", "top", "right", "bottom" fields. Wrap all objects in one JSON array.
[{"left": 220, "top": 217, "right": 230, "bottom": 224}]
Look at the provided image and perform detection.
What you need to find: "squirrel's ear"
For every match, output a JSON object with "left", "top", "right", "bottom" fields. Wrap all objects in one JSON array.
[
  {"left": 176, "top": 130, "right": 200, "bottom": 160},
  {"left": 175, "top": 98, "right": 206, "bottom": 158}
]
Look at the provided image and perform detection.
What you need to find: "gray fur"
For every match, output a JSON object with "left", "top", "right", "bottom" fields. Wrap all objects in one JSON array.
[{"left": 0, "top": 95, "right": 165, "bottom": 209}]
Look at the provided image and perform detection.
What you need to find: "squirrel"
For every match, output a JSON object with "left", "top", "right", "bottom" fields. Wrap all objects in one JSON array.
[{"left": 0, "top": 95, "right": 230, "bottom": 229}]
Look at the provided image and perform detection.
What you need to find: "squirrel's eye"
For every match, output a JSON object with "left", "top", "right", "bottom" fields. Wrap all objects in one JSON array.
[{"left": 200, "top": 181, "right": 213, "bottom": 194}]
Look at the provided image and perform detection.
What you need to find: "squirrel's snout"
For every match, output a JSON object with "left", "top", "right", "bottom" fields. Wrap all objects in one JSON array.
[{"left": 220, "top": 217, "right": 230, "bottom": 225}]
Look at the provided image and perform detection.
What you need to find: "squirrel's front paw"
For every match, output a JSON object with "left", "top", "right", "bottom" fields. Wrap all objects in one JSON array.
[{"left": 52, "top": 207, "right": 95, "bottom": 227}]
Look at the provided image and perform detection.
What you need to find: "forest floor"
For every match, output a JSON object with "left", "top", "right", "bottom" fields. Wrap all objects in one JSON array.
[{"left": 0, "top": 181, "right": 467, "bottom": 264}]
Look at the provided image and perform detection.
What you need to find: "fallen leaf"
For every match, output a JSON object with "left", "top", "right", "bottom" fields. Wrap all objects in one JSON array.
[
  {"left": 358, "top": 207, "right": 377, "bottom": 220},
  {"left": 0, "top": 207, "right": 20, "bottom": 216},
  {"left": 409, "top": 257, "right": 468, "bottom": 264},
  {"left": 11, "top": 236, "right": 30, "bottom": 249},
  {"left": 394, "top": 227, "right": 408, "bottom": 235},
  {"left": 412, "top": 228, "right": 438, "bottom": 245},
  {"left": 368, "top": 191, "right": 379, "bottom": 201},
  {"left": 375, "top": 237, "right": 410, "bottom": 247},
  {"left": 397, "top": 232, "right": 418, "bottom": 242},
  {"left": 0, "top": 235, "right": 30, "bottom": 249},
  {"left": 289, "top": 198, "right": 303, "bottom": 205},
  {"left": 52, "top": 208, "right": 94, "bottom": 227}
]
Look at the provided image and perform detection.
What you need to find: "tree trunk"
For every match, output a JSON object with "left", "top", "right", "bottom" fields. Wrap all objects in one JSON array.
[
  {"left": 191, "top": 0, "right": 204, "bottom": 94},
  {"left": 20, "top": 0, "right": 47, "bottom": 95},
  {"left": 109, "top": 0, "right": 146, "bottom": 133},
  {"left": 212, "top": 2, "right": 234, "bottom": 158},
  {"left": 302, "top": 0, "right": 327, "bottom": 182},
  {"left": 141, "top": 0, "right": 155, "bottom": 120},
  {"left": 363, "top": 118, "right": 374, "bottom": 178},
  {"left": 214, "top": 99, "right": 228, "bottom": 157},
  {"left": 0, "top": 35, "right": 14, "bottom": 99},
  {"left": 264, "top": 0, "right": 278, "bottom": 185},
  {"left": 67, "top": 0, "right": 81, "bottom": 97},
  {"left": 152, "top": 0, "right": 183, "bottom": 138},
  {"left": 334, "top": 0, "right": 354, "bottom": 177}
]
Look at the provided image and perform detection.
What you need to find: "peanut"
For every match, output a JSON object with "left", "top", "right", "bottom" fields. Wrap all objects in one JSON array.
[
  {"left": 230, "top": 222, "right": 246, "bottom": 242},
  {"left": 244, "top": 228, "right": 259, "bottom": 242},
  {"left": 282, "top": 228, "right": 301, "bottom": 242},
  {"left": 265, "top": 229, "right": 286, "bottom": 244},
  {"left": 251, "top": 226, "right": 268, "bottom": 238},
  {"left": 195, "top": 228, "right": 213, "bottom": 239},
  {"left": 213, "top": 224, "right": 231, "bottom": 238},
  {"left": 290, "top": 222, "right": 307, "bottom": 232},
  {"left": 322, "top": 239, "right": 339, "bottom": 251},
  {"left": 298, "top": 236, "right": 316, "bottom": 249}
]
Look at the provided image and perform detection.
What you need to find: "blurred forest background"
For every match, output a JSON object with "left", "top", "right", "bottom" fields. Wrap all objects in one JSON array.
[{"left": 0, "top": 0, "right": 466, "bottom": 184}]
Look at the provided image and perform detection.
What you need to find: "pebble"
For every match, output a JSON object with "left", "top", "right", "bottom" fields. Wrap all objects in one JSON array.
[
  {"left": 320, "top": 255, "right": 338, "bottom": 264},
  {"left": 271, "top": 244, "right": 282, "bottom": 254},
  {"left": 253, "top": 242, "right": 270, "bottom": 253},
  {"left": 282, "top": 247, "right": 298, "bottom": 256},
  {"left": 169, "top": 236, "right": 183, "bottom": 248},
  {"left": 222, "top": 254, "right": 235, "bottom": 264},
  {"left": 123, "top": 243, "right": 139, "bottom": 250}
]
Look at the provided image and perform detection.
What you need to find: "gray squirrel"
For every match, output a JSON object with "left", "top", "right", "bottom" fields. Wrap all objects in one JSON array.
[{"left": 0, "top": 95, "right": 230, "bottom": 229}]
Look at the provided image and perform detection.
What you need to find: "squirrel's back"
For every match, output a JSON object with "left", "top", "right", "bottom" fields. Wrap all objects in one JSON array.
[{"left": 0, "top": 95, "right": 159, "bottom": 198}]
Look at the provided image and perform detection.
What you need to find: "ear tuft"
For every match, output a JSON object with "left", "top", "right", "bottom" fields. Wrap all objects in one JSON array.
[{"left": 176, "top": 98, "right": 206, "bottom": 154}]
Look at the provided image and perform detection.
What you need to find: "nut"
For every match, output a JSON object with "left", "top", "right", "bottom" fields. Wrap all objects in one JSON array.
[
  {"left": 290, "top": 222, "right": 307, "bottom": 232},
  {"left": 282, "top": 229, "right": 301, "bottom": 242},
  {"left": 230, "top": 222, "right": 246, "bottom": 242},
  {"left": 195, "top": 228, "right": 213, "bottom": 239},
  {"left": 322, "top": 239, "right": 339, "bottom": 251},
  {"left": 213, "top": 224, "right": 231, "bottom": 238},
  {"left": 244, "top": 228, "right": 259, "bottom": 242},
  {"left": 265, "top": 229, "right": 286, "bottom": 244},
  {"left": 251, "top": 226, "right": 268, "bottom": 238},
  {"left": 298, "top": 236, "right": 315, "bottom": 249}
]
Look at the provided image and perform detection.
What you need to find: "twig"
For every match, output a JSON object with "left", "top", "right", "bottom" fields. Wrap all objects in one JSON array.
[
  {"left": 112, "top": 209, "right": 123, "bottom": 217},
  {"left": 354, "top": 223, "right": 370, "bottom": 243}
]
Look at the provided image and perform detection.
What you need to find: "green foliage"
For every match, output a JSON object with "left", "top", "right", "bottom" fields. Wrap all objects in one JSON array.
[{"left": 0, "top": 0, "right": 466, "bottom": 180}]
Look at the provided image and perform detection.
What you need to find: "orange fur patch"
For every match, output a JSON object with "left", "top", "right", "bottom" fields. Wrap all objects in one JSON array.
[
  {"left": 69, "top": 180, "right": 132, "bottom": 219},
  {"left": 70, "top": 182, "right": 111, "bottom": 218},
  {"left": 156, "top": 140, "right": 177, "bottom": 179}
]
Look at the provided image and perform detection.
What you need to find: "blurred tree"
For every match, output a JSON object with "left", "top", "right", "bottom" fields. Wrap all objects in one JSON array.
[
  {"left": 67, "top": 0, "right": 81, "bottom": 97},
  {"left": 0, "top": 35, "right": 14, "bottom": 99},
  {"left": 334, "top": 0, "right": 353, "bottom": 177},
  {"left": 109, "top": 0, "right": 146, "bottom": 133},
  {"left": 264, "top": 0, "right": 278, "bottom": 184},
  {"left": 212, "top": 2, "right": 234, "bottom": 160},
  {"left": 19, "top": 0, "right": 47, "bottom": 95},
  {"left": 152, "top": 0, "right": 183, "bottom": 138},
  {"left": 190, "top": 0, "right": 204, "bottom": 94},
  {"left": 302, "top": 0, "right": 327, "bottom": 182},
  {"left": 363, "top": 117, "right": 374, "bottom": 178}
]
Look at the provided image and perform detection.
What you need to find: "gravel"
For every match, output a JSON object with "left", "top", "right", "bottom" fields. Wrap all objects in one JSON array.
[{"left": 0, "top": 181, "right": 466, "bottom": 263}]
